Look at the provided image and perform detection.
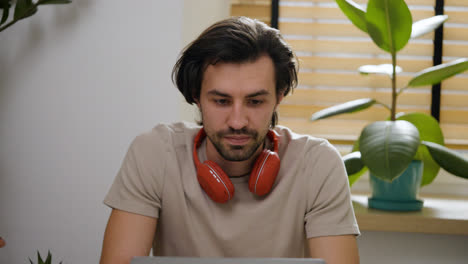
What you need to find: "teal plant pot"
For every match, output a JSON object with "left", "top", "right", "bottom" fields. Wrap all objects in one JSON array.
[{"left": 368, "top": 160, "right": 424, "bottom": 211}]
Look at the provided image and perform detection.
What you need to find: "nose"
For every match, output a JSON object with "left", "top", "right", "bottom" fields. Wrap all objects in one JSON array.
[{"left": 227, "top": 102, "right": 248, "bottom": 130}]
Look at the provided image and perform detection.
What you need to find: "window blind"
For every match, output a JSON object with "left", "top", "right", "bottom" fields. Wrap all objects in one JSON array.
[{"left": 230, "top": 0, "right": 468, "bottom": 150}]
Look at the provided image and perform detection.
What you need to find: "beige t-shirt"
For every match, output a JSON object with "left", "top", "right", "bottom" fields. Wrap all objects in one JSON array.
[{"left": 104, "top": 122, "right": 359, "bottom": 257}]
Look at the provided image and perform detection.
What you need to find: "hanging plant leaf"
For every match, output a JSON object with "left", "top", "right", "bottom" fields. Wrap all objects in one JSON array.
[
  {"left": 397, "top": 113, "right": 444, "bottom": 186},
  {"left": 408, "top": 58, "right": 468, "bottom": 87},
  {"left": 359, "top": 120, "right": 420, "bottom": 181},
  {"left": 14, "top": 0, "right": 37, "bottom": 20},
  {"left": 365, "top": 0, "right": 412, "bottom": 53},
  {"left": 359, "top": 64, "right": 402, "bottom": 76},
  {"left": 422, "top": 141, "right": 468, "bottom": 179},
  {"left": 335, "top": 0, "right": 367, "bottom": 33},
  {"left": 0, "top": 0, "right": 11, "bottom": 25},
  {"left": 310, "top": 98, "right": 376, "bottom": 121},
  {"left": 411, "top": 15, "right": 448, "bottom": 39},
  {"left": 1, "top": 6, "right": 9, "bottom": 25}
]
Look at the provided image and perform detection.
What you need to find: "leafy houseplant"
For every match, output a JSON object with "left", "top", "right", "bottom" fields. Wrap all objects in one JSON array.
[
  {"left": 0, "top": 0, "right": 71, "bottom": 33},
  {"left": 310, "top": 0, "right": 468, "bottom": 210}
]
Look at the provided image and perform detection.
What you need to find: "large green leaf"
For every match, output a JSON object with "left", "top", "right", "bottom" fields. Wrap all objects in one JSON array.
[
  {"left": 13, "top": 0, "right": 37, "bottom": 20},
  {"left": 343, "top": 151, "right": 368, "bottom": 186},
  {"left": 408, "top": 58, "right": 468, "bottom": 87},
  {"left": 411, "top": 15, "right": 448, "bottom": 39},
  {"left": 310, "top": 98, "right": 376, "bottom": 121},
  {"left": 335, "top": 0, "right": 367, "bottom": 33},
  {"left": 349, "top": 140, "right": 368, "bottom": 186},
  {"left": 359, "top": 120, "right": 420, "bottom": 181},
  {"left": 397, "top": 113, "right": 444, "bottom": 186},
  {"left": 365, "top": 0, "right": 412, "bottom": 53},
  {"left": 343, "top": 151, "right": 364, "bottom": 175},
  {"left": 422, "top": 141, "right": 468, "bottom": 179}
]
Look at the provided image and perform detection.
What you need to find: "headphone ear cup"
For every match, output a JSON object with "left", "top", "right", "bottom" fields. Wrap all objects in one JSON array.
[
  {"left": 197, "top": 160, "right": 235, "bottom": 203},
  {"left": 249, "top": 149, "right": 280, "bottom": 196}
]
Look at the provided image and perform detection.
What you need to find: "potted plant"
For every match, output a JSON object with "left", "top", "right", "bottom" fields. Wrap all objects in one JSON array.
[{"left": 310, "top": 0, "right": 468, "bottom": 211}]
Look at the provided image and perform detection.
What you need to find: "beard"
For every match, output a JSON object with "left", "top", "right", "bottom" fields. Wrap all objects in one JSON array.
[{"left": 205, "top": 127, "right": 267, "bottom": 162}]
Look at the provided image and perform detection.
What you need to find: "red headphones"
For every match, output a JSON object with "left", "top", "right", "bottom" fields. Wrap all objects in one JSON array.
[{"left": 193, "top": 128, "right": 281, "bottom": 203}]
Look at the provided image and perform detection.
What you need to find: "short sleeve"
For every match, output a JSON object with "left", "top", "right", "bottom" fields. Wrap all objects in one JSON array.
[
  {"left": 103, "top": 133, "right": 167, "bottom": 218},
  {"left": 304, "top": 141, "right": 360, "bottom": 238}
]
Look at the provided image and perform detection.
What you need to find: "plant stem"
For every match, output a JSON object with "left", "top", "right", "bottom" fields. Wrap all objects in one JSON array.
[
  {"left": 397, "top": 85, "right": 409, "bottom": 97},
  {"left": 0, "top": 2, "right": 40, "bottom": 33},
  {"left": 391, "top": 52, "right": 397, "bottom": 121}
]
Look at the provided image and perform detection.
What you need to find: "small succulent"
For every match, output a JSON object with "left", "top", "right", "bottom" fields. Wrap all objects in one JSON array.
[{"left": 29, "top": 251, "right": 63, "bottom": 264}]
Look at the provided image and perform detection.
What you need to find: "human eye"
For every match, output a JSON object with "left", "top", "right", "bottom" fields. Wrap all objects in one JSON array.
[
  {"left": 248, "top": 99, "right": 264, "bottom": 106},
  {"left": 213, "top": 98, "right": 230, "bottom": 106}
]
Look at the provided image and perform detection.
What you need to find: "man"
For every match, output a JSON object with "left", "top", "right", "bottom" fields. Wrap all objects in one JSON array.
[{"left": 100, "top": 17, "right": 360, "bottom": 264}]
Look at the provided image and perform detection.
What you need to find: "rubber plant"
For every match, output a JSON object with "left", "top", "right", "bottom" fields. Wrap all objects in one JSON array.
[
  {"left": 310, "top": 0, "right": 468, "bottom": 187},
  {"left": 0, "top": 0, "right": 71, "bottom": 33}
]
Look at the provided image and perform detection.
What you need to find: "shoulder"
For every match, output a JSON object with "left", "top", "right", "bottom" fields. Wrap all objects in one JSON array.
[{"left": 274, "top": 125, "right": 340, "bottom": 159}]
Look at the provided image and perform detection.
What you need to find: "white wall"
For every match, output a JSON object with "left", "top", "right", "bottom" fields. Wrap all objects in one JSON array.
[
  {"left": 0, "top": 0, "right": 183, "bottom": 263},
  {"left": 179, "top": 0, "right": 231, "bottom": 123},
  {"left": 1, "top": 1, "right": 467, "bottom": 264}
]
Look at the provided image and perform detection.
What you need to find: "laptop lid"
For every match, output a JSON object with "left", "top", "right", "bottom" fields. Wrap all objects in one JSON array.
[{"left": 131, "top": 257, "right": 325, "bottom": 264}]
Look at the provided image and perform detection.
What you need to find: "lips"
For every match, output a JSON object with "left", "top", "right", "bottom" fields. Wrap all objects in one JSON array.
[{"left": 224, "top": 135, "right": 251, "bottom": 145}]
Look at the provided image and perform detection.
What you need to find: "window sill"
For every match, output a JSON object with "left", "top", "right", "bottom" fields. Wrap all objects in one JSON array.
[{"left": 352, "top": 193, "right": 468, "bottom": 235}]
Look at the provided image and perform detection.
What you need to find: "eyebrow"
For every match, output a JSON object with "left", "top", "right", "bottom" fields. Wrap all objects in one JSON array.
[{"left": 207, "top": 89, "right": 270, "bottom": 98}]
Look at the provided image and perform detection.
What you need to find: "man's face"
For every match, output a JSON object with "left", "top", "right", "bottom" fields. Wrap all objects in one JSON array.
[{"left": 197, "top": 55, "right": 283, "bottom": 162}]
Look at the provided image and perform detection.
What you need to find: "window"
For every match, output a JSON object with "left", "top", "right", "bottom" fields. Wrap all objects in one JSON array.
[{"left": 231, "top": 0, "right": 468, "bottom": 196}]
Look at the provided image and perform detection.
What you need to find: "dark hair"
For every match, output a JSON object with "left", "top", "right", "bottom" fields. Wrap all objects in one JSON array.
[{"left": 172, "top": 16, "right": 298, "bottom": 127}]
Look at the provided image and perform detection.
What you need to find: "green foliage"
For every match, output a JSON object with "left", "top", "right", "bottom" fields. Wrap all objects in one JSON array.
[
  {"left": 397, "top": 113, "right": 444, "bottom": 186},
  {"left": 14, "top": 0, "right": 37, "bottom": 20},
  {"left": 29, "top": 251, "right": 63, "bottom": 264},
  {"left": 408, "top": 58, "right": 468, "bottom": 87},
  {"left": 335, "top": 0, "right": 367, "bottom": 33},
  {"left": 0, "top": 0, "right": 71, "bottom": 33},
  {"left": 344, "top": 141, "right": 369, "bottom": 185},
  {"left": 310, "top": 98, "right": 376, "bottom": 121},
  {"left": 365, "top": 0, "right": 412, "bottom": 53},
  {"left": 311, "top": 0, "right": 468, "bottom": 185},
  {"left": 343, "top": 151, "right": 364, "bottom": 176},
  {"left": 359, "top": 64, "right": 402, "bottom": 76},
  {"left": 359, "top": 120, "right": 420, "bottom": 181},
  {"left": 422, "top": 141, "right": 468, "bottom": 179},
  {"left": 411, "top": 15, "right": 448, "bottom": 38}
]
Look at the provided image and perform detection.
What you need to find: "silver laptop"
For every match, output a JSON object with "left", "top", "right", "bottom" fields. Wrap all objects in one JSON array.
[{"left": 131, "top": 257, "right": 325, "bottom": 264}]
